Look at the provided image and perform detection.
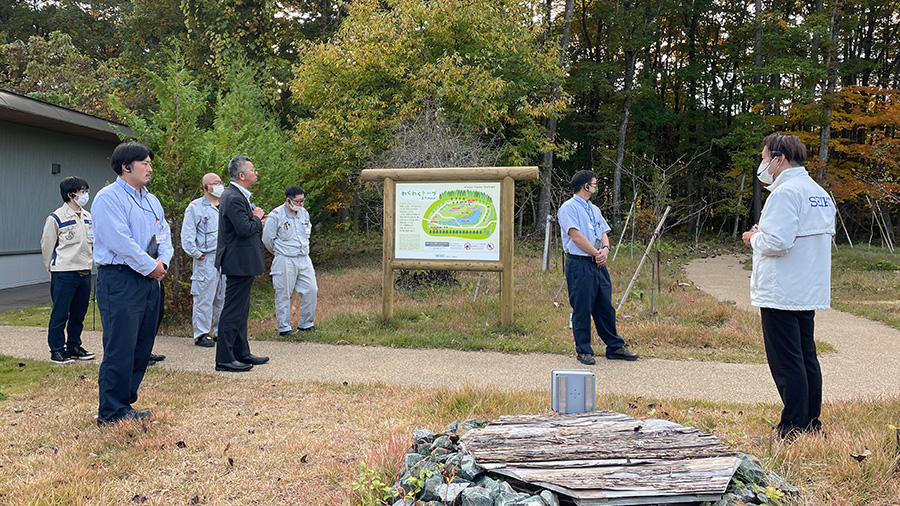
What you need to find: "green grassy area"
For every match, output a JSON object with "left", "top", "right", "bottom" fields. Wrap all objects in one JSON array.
[
  {"left": 831, "top": 246, "right": 900, "bottom": 329},
  {"left": 0, "top": 355, "right": 94, "bottom": 401}
]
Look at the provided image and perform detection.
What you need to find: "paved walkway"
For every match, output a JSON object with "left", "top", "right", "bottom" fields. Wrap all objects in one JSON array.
[{"left": 1, "top": 255, "right": 897, "bottom": 403}]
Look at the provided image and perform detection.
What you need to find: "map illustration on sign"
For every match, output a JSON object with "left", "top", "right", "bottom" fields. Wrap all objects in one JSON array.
[
  {"left": 395, "top": 182, "right": 501, "bottom": 261},
  {"left": 422, "top": 190, "right": 496, "bottom": 240}
]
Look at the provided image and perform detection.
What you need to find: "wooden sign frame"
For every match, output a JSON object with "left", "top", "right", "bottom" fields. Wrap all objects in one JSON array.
[{"left": 359, "top": 167, "right": 539, "bottom": 325}]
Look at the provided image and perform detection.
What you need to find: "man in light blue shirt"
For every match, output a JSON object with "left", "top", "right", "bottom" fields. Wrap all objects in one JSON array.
[
  {"left": 92, "top": 142, "right": 173, "bottom": 426},
  {"left": 557, "top": 170, "right": 638, "bottom": 365}
]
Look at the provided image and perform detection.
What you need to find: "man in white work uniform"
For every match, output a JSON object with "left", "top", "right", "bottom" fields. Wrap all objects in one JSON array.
[
  {"left": 262, "top": 185, "right": 318, "bottom": 337},
  {"left": 181, "top": 173, "right": 227, "bottom": 347}
]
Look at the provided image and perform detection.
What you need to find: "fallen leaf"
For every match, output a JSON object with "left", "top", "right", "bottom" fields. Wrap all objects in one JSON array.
[
  {"left": 223, "top": 442, "right": 231, "bottom": 453},
  {"left": 227, "top": 457, "right": 234, "bottom": 467},
  {"left": 300, "top": 454, "right": 308, "bottom": 463},
  {"left": 850, "top": 448, "right": 872, "bottom": 462}
]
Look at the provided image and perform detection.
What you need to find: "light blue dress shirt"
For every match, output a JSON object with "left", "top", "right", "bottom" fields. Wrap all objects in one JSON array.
[
  {"left": 557, "top": 195, "right": 610, "bottom": 256},
  {"left": 92, "top": 177, "right": 174, "bottom": 275}
]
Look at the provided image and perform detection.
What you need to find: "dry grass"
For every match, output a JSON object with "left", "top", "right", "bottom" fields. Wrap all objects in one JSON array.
[
  {"left": 249, "top": 241, "right": 773, "bottom": 362},
  {"left": 2, "top": 359, "right": 900, "bottom": 505}
]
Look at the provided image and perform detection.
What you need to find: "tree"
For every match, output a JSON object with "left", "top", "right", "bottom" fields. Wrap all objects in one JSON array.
[
  {"left": 112, "top": 51, "right": 296, "bottom": 320},
  {"left": 291, "top": 0, "right": 567, "bottom": 222},
  {"left": 0, "top": 31, "right": 117, "bottom": 117}
]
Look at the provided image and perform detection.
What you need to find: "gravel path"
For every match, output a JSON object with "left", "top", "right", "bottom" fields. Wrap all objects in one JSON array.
[{"left": 2, "top": 254, "right": 897, "bottom": 402}]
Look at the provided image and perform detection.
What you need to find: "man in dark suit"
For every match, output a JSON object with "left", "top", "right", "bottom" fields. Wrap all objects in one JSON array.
[{"left": 214, "top": 156, "right": 270, "bottom": 372}]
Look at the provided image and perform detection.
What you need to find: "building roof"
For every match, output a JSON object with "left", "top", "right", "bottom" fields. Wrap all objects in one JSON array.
[{"left": 0, "top": 89, "right": 133, "bottom": 143}]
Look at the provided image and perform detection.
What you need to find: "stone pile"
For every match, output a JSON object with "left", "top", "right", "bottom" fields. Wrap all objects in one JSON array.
[
  {"left": 704, "top": 453, "right": 800, "bottom": 506},
  {"left": 387, "top": 419, "right": 560, "bottom": 506}
]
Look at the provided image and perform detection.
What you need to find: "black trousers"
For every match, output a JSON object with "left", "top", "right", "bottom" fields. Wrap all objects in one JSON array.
[
  {"left": 565, "top": 255, "right": 625, "bottom": 355},
  {"left": 760, "top": 307, "right": 822, "bottom": 437},
  {"left": 216, "top": 275, "right": 254, "bottom": 364},
  {"left": 96, "top": 265, "right": 159, "bottom": 421},
  {"left": 48, "top": 271, "right": 91, "bottom": 352}
]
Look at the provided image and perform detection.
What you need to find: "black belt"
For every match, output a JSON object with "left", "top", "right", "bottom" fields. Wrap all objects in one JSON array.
[
  {"left": 566, "top": 253, "right": 595, "bottom": 261},
  {"left": 98, "top": 264, "right": 141, "bottom": 276}
]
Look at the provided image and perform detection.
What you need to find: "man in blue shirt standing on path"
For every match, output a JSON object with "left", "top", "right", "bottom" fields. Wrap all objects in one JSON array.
[
  {"left": 92, "top": 142, "right": 173, "bottom": 425},
  {"left": 558, "top": 170, "right": 639, "bottom": 365}
]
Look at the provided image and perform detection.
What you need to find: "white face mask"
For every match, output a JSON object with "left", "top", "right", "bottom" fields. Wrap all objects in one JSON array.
[
  {"left": 756, "top": 161, "right": 775, "bottom": 186},
  {"left": 74, "top": 192, "right": 90, "bottom": 207},
  {"left": 210, "top": 184, "right": 225, "bottom": 198},
  {"left": 289, "top": 203, "right": 303, "bottom": 213}
]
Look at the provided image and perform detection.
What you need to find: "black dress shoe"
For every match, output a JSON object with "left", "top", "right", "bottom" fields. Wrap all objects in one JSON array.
[
  {"left": 148, "top": 353, "right": 166, "bottom": 365},
  {"left": 97, "top": 408, "right": 151, "bottom": 426},
  {"left": 279, "top": 329, "right": 296, "bottom": 337},
  {"left": 125, "top": 408, "right": 151, "bottom": 420},
  {"left": 195, "top": 334, "right": 215, "bottom": 347},
  {"left": 237, "top": 354, "right": 269, "bottom": 365},
  {"left": 216, "top": 361, "right": 253, "bottom": 372}
]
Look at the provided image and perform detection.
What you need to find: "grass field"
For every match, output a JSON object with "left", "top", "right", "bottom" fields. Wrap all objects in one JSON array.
[
  {"left": 1, "top": 355, "right": 899, "bottom": 505},
  {"left": 2, "top": 237, "right": 898, "bottom": 504}
]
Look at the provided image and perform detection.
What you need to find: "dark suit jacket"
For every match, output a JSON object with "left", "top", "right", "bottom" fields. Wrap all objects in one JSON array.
[{"left": 216, "top": 183, "right": 265, "bottom": 277}]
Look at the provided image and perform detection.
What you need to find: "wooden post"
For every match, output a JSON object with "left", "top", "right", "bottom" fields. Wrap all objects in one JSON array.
[
  {"left": 501, "top": 176, "right": 515, "bottom": 325},
  {"left": 360, "top": 167, "right": 538, "bottom": 325},
  {"left": 382, "top": 178, "right": 395, "bottom": 320}
]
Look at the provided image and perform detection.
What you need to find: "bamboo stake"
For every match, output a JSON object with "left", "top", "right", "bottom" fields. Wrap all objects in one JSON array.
[
  {"left": 613, "top": 196, "right": 637, "bottom": 262},
  {"left": 542, "top": 214, "right": 552, "bottom": 272},
  {"left": 830, "top": 191, "right": 853, "bottom": 248},
  {"left": 617, "top": 206, "right": 671, "bottom": 313}
]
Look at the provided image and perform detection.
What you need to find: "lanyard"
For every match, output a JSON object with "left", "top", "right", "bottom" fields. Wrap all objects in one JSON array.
[
  {"left": 578, "top": 197, "right": 596, "bottom": 236},
  {"left": 119, "top": 179, "right": 160, "bottom": 227}
]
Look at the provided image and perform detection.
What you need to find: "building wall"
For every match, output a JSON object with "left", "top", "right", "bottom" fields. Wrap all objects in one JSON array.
[{"left": 0, "top": 119, "right": 119, "bottom": 288}]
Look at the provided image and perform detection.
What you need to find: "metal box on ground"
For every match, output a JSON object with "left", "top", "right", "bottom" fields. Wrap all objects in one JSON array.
[{"left": 551, "top": 369, "right": 595, "bottom": 414}]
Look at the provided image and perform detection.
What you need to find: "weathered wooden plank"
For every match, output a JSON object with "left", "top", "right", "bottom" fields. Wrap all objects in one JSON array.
[{"left": 459, "top": 412, "right": 741, "bottom": 506}]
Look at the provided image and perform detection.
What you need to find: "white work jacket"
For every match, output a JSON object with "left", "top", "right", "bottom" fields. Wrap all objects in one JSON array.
[
  {"left": 181, "top": 196, "right": 220, "bottom": 258},
  {"left": 750, "top": 167, "right": 835, "bottom": 310},
  {"left": 262, "top": 204, "right": 311, "bottom": 258},
  {"left": 40, "top": 203, "right": 93, "bottom": 272}
]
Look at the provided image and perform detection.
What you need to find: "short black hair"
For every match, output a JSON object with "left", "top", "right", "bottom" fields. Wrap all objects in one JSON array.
[
  {"left": 763, "top": 133, "right": 807, "bottom": 166},
  {"left": 60, "top": 176, "right": 89, "bottom": 203},
  {"left": 111, "top": 142, "right": 153, "bottom": 175},
  {"left": 570, "top": 170, "right": 597, "bottom": 193},
  {"left": 285, "top": 185, "right": 305, "bottom": 199},
  {"left": 228, "top": 156, "right": 252, "bottom": 180}
]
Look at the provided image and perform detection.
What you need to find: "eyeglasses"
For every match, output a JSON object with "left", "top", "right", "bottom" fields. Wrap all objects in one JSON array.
[{"left": 289, "top": 197, "right": 305, "bottom": 205}]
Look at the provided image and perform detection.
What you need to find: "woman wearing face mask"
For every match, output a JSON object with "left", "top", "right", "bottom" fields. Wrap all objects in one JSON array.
[
  {"left": 742, "top": 133, "right": 836, "bottom": 443},
  {"left": 40, "top": 176, "right": 96, "bottom": 364}
]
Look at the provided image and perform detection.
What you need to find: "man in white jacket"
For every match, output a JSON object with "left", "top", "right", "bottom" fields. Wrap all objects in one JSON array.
[
  {"left": 262, "top": 185, "right": 318, "bottom": 336},
  {"left": 742, "top": 133, "right": 836, "bottom": 442},
  {"left": 181, "top": 173, "right": 227, "bottom": 347}
]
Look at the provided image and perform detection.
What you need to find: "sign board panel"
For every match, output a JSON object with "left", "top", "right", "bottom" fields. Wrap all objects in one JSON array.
[{"left": 394, "top": 182, "right": 501, "bottom": 261}]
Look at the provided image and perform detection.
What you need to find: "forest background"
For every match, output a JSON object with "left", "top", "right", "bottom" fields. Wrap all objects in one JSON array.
[{"left": 2, "top": 0, "right": 899, "bottom": 319}]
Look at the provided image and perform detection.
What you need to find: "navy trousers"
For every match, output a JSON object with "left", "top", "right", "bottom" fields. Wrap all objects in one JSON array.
[
  {"left": 216, "top": 275, "right": 254, "bottom": 364},
  {"left": 565, "top": 255, "right": 625, "bottom": 355},
  {"left": 96, "top": 265, "right": 159, "bottom": 422},
  {"left": 760, "top": 307, "right": 823, "bottom": 437},
  {"left": 48, "top": 271, "right": 91, "bottom": 352}
]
